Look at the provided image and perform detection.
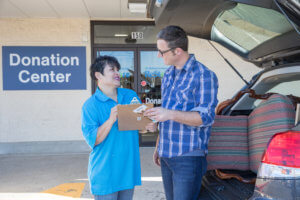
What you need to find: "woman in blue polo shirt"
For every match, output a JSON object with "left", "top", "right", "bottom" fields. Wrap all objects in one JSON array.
[{"left": 81, "top": 55, "right": 156, "bottom": 200}]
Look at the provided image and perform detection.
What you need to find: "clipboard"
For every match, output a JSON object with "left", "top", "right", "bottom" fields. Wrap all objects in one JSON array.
[{"left": 117, "top": 104, "right": 154, "bottom": 131}]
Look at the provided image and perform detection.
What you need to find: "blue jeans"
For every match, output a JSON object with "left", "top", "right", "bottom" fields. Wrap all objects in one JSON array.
[
  {"left": 94, "top": 189, "right": 134, "bottom": 200},
  {"left": 160, "top": 156, "right": 207, "bottom": 200}
]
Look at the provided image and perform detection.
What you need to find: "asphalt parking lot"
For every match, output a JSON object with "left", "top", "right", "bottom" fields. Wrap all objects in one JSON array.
[{"left": 0, "top": 147, "right": 165, "bottom": 200}]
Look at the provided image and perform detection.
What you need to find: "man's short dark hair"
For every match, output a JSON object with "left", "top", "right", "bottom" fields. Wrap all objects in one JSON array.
[
  {"left": 90, "top": 55, "right": 121, "bottom": 80},
  {"left": 157, "top": 25, "right": 188, "bottom": 51}
]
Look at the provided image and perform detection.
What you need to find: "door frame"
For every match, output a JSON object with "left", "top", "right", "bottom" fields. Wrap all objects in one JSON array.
[
  {"left": 92, "top": 46, "right": 158, "bottom": 147},
  {"left": 90, "top": 21, "right": 158, "bottom": 146}
]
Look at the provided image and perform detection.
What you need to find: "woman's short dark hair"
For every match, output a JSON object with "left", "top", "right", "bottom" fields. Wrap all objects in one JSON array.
[
  {"left": 90, "top": 55, "right": 121, "bottom": 80},
  {"left": 157, "top": 25, "right": 188, "bottom": 51}
]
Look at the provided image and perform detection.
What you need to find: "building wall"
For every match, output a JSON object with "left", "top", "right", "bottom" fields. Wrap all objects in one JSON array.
[
  {"left": 0, "top": 19, "right": 260, "bottom": 154},
  {"left": 0, "top": 18, "right": 91, "bottom": 153}
]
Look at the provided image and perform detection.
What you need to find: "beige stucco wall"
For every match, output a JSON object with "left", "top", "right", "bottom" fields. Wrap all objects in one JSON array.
[
  {"left": 188, "top": 36, "right": 261, "bottom": 103},
  {"left": 0, "top": 18, "right": 91, "bottom": 142}
]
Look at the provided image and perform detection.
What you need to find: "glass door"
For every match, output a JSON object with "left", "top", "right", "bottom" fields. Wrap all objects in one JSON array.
[
  {"left": 138, "top": 48, "right": 168, "bottom": 105},
  {"left": 137, "top": 48, "right": 169, "bottom": 145},
  {"left": 93, "top": 47, "right": 168, "bottom": 146}
]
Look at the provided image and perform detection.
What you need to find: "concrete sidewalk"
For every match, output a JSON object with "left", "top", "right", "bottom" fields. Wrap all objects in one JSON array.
[{"left": 0, "top": 147, "right": 165, "bottom": 200}]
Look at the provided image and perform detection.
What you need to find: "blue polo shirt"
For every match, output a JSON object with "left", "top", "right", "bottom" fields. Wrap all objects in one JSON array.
[{"left": 81, "top": 87, "right": 141, "bottom": 195}]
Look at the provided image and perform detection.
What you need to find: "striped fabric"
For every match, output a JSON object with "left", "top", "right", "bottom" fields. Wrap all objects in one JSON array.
[
  {"left": 248, "top": 94, "right": 295, "bottom": 173},
  {"left": 207, "top": 115, "right": 249, "bottom": 170}
]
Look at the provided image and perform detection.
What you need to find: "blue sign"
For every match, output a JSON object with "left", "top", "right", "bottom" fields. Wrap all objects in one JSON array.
[{"left": 2, "top": 46, "right": 86, "bottom": 90}]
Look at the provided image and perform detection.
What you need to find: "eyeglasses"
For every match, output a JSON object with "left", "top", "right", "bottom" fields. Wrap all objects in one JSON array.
[{"left": 157, "top": 47, "right": 175, "bottom": 56}]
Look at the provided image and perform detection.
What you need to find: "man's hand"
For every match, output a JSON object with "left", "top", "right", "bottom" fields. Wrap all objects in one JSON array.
[
  {"left": 109, "top": 106, "right": 118, "bottom": 124},
  {"left": 153, "top": 149, "right": 160, "bottom": 166},
  {"left": 144, "top": 107, "right": 171, "bottom": 122}
]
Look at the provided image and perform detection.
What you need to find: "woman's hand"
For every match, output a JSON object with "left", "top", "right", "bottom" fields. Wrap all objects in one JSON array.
[
  {"left": 109, "top": 106, "right": 118, "bottom": 124},
  {"left": 145, "top": 122, "right": 157, "bottom": 132}
]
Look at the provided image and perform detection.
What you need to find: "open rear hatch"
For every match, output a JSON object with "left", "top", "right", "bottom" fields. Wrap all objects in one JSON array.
[{"left": 151, "top": 0, "right": 300, "bottom": 68}]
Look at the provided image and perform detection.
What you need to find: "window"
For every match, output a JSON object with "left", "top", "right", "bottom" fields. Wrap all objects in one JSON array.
[
  {"left": 212, "top": 3, "right": 294, "bottom": 52},
  {"left": 94, "top": 24, "right": 158, "bottom": 44},
  {"left": 253, "top": 79, "right": 300, "bottom": 107},
  {"left": 230, "top": 70, "right": 300, "bottom": 111}
]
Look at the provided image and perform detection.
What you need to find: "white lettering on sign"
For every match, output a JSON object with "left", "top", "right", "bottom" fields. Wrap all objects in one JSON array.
[
  {"left": 10, "top": 53, "right": 79, "bottom": 67},
  {"left": 146, "top": 98, "right": 162, "bottom": 105},
  {"left": 131, "top": 32, "right": 143, "bottom": 39},
  {"left": 18, "top": 70, "right": 71, "bottom": 83}
]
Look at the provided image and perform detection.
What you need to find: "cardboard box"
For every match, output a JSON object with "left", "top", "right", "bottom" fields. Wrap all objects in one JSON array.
[{"left": 117, "top": 104, "right": 154, "bottom": 131}]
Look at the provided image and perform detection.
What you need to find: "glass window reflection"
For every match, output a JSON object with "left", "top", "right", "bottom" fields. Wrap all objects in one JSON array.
[
  {"left": 140, "top": 51, "right": 168, "bottom": 106},
  {"left": 97, "top": 51, "right": 135, "bottom": 90}
]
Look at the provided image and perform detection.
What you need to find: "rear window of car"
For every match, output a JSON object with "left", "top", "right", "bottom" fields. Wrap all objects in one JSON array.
[
  {"left": 253, "top": 79, "right": 300, "bottom": 107},
  {"left": 212, "top": 3, "right": 294, "bottom": 52},
  {"left": 229, "top": 69, "right": 300, "bottom": 112}
]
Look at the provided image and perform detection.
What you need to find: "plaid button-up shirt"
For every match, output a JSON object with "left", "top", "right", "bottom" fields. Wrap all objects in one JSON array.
[{"left": 158, "top": 54, "right": 218, "bottom": 158}]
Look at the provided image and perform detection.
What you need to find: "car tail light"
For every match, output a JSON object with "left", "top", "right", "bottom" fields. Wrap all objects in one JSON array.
[
  {"left": 262, "top": 131, "right": 300, "bottom": 168},
  {"left": 258, "top": 131, "right": 300, "bottom": 178}
]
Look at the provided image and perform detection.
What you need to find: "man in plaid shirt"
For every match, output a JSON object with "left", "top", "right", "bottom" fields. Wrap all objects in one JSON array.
[{"left": 144, "top": 26, "right": 218, "bottom": 200}]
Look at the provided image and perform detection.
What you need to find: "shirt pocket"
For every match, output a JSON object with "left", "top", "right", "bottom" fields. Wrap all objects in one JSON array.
[{"left": 175, "top": 86, "right": 194, "bottom": 105}]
